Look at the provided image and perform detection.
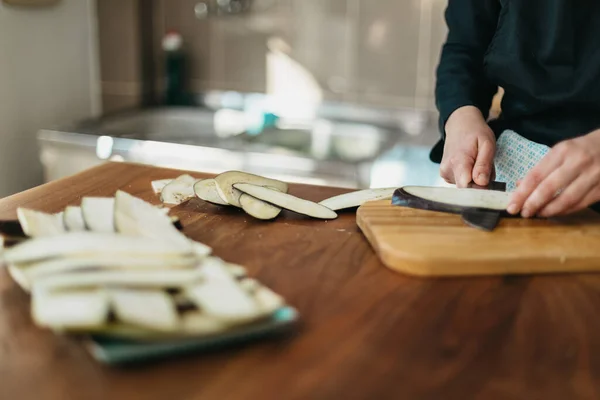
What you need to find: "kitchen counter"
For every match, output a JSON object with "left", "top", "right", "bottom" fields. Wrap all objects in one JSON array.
[{"left": 1, "top": 162, "right": 600, "bottom": 399}]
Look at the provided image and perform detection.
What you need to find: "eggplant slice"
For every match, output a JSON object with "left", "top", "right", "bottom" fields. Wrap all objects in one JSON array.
[
  {"left": 63, "top": 206, "right": 86, "bottom": 231},
  {"left": 392, "top": 186, "right": 511, "bottom": 213},
  {"left": 233, "top": 183, "right": 338, "bottom": 220},
  {"left": 81, "top": 197, "right": 115, "bottom": 233},
  {"left": 32, "top": 288, "right": 110, "bottom": 330},
  {"left": 108, "top": 288, "right": 179, "bottom": 332},
  {"left": 239, "top": 193, "right": 282, "bottom": 220},
  {"left": 2, "top": 232, "right": 192, "bottom": 264},
  {"left": 193, "top": 179, "right": 229, "bottom": 206},
  {"left": 160, "top": 174, "right": 198, "bottom": 205},
  {"left": 214, "top": 171, "right": 289, "bottom": 208},
  {"left": 319, "top": 188, "right": 396, "bottom": 211},
  {"left": 17, "top": 208, "right": 66, "bottom": 237},
  {"left": 151, "top": 179, "right": 174, "bottom": 195}
]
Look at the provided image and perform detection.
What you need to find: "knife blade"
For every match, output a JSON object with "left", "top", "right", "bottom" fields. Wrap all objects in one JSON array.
[{"left": 460, "top": 181, "right": 507, "bottom": 231}]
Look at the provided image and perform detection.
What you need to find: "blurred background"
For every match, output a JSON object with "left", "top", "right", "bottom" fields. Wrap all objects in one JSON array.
[{"left": 0, "top": 0, "right": 485, "bottom": 197}]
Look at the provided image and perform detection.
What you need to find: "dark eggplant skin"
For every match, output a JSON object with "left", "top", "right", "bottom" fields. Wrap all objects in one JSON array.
[{"left": 391, "top": 188, "right": 511, "bottom": 217}]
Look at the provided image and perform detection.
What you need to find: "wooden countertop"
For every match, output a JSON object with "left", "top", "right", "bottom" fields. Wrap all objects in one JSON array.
[{"left": 2, "top": 162, "right": 600, "bottom": 400}]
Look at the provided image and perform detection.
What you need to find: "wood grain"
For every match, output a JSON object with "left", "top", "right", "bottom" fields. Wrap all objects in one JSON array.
[
  {"left": 2, "top": 162, "right": 600, "bottom": 399},
  {"left": 357, "top": 199, "right": 600, "bottom": 277}
]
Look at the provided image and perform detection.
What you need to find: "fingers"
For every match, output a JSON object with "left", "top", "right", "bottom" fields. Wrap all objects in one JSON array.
[
  {"left": 539, "top": 180, "right": 599, "bottom": 217},
  {"left": 507, "top": 151, "right": 565, "bottom": 215},
  {"left": 472, "top": 137, "right": 495, "bottom": 186}
]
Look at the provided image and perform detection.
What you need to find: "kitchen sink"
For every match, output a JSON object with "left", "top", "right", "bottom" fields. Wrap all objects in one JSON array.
[{"left": 38, "top": 104, "right": 444, "bottom": 189}]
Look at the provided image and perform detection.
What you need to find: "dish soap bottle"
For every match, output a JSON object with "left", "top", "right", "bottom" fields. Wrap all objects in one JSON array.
[{"left": 162, "top": 30, "right": 192, "bottom": 106}]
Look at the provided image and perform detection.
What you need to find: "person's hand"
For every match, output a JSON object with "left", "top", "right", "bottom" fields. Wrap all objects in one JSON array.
[
  {"left": 507, "top": 130, "right": 600, "bottom": 218},
  {"left": 440, "top": 106, "right": 497, "bottom": 188}
]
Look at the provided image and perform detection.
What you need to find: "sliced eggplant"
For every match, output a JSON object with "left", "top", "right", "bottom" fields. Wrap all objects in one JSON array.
[
  {"left": 114, "top": 190, "right": 195, "bottom": 252},
  {"left": 319, "top": 188, "right": 396, "bottom": 211},
  {"left": 151, "top": 179, "right": 174, "bottom": 195},
  {"left": 233, "top": 183, "right": 338, "bottom": 220},
  {"left": 392, "top": 186, "right": 511, "bottom": 213},
  {"left": 81, "top": 197, "right": 115, "bottom": 233},
  {"left": 186, "top": 259, "right": 259, "bottom": 322},
  {"left": 181, "top": 312, "right": 228, "bottom": 334},
  {"left": 7, "top": 264, "right": 30, "bottom": 291},
  {"left": 17, "top": 208, "right": 66, "bottom": 237},
  {"left": 193, "top": 179, "right": 229, "bottom": 206},
  {"left": 253, "top": 285, "right": 285, "bottom": 314},
  {"left": 63, "top": 206, "right": 86, "bottom": 231},
  {"left": 32, "top": 268, "right": 204, "bottom": 292},
  {"left": 108, "top": 288, "right": 179, "bottom": 332},
  {"left": 2, "top": 232, "right": 191, "bottom": 264},
  {"left": 15, "top": 254, "right": 199, "bottom": 287},
  {"left": 239, "top": 193, "right": 282, "bottom": 220},
  {"left": 160, "top": 174, "right": 198, "bottom": 205},
  {"left": 213, "top": 171, "right": 289, "bottom": 208},
  {"left": 32, "top": 288, "right": 110, "bottom": 330}
]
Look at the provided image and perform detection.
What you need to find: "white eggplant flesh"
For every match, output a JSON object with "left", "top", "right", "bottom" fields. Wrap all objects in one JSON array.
[
  {"left": 214, "top": 171, "right": 289, "bottom": 208},
  {"left": 181, "top": 312, "right": 228, "bottom": 335},
  {"left": 14, "top": 255, "right": 199, "bottom": 288},
  {"left": 32, "top": 268, "right": 204, "bottom": 292},
  {"left": 239, "top": 193, "right": 282, "bottom": 220},
  {"left": 233, "top": 183, "right": 338, "bottom": 220},
  {"left": 109, "top": 288, "right": 179, "bottom": 332},
  {"left": 2, "top": 232, "right": 192, "bottom": 264},
  {"left": 81, "top": 197, "right": 115, "bottom": 233},
  {"left": 254, "top": 286, "right": 285, "bottom": 314},
  {"left": 193, "top": 179, "right": 229, "bottom": 206},
  {"left": 151, "top": 179, "right": 173, "bottom": 194},
  {"left": 17, "top": 208, "right": 66, "bottom": 237},
  {"left": 114, "top": 190, "right": 194, "bottom": 251},
  {"left": 186, "top": 259, "right": 260, "bottom": 322},
  {"left": 63, "top": 206, "right": 86, "bottom": 231},
  {"left": 192, "top": 241, "right": 212, "bottom": 258},
  {"left": 319, "top": 188, "right": 396, "bottom": 211},
  {"left": 7, "top": 264, "right": 30, "bottom": 291},
  {"left": 32, "top": 288, "right": 109, "bottom": 330},
  {"left": 403, "top": 186, "right": 511, "bottom": 211},
  {"left": 160, "top": 174, "right": 198, "bottom": 205}
]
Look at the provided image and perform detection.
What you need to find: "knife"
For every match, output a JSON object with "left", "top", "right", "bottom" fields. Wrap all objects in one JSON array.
[{"left": 461, "top": 181, "right": 507, "bottom": 231}]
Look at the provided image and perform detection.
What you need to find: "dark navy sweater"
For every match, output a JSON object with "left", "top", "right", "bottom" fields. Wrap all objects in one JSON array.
[{"left": 430, "top": 0, "right": 600, "bottom": 163}]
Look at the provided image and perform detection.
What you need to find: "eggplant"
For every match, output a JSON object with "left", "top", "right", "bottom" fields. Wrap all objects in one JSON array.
[
  {"left": 2, "top": 232, "right": 192, "bottom": 264},
  {"left": 63, "top": 206, "right": 86, "bottom": 231},
  {"left": 108, "top": 288, "right": 179, "bottom": 332},
  {"left": 17, "top": 208, "right": 66, "bottom": 237},
  {"left": 185, "top": 259, "right": 260, "bottom": 322},
  {"left": 392, "top": 186, "right": 511, "bottom": 214},
  {"left": 319, "top": 188, "right": 396, "bottom": 211},
  {"left": 233, "top": 183, "right": 338, "bottom": 220},
  {"left": 160, "top": 174, "right": 198, "bottom": 205},
  {"left": 32, "top": 288, "right": 110, "bottom": 330},
  {"left": 193, "top": 179, "right": 229, "bottom": 206},
  {"left": 114, "top": 190, "right": 195, "bottom": 252},
  {"left": 213, "top": 171, "right": 289, "bottom": 208},
  {"left": 239, "top": 193, "right": 282, "bottom": 220},
  {"left": 81, "top": 197, "right": 115, "bottom": 233},
  {"left": 15, "top": 254, "right": 199, "bottom": 289},
  {"left": 151, "top": 179, "right": 174, "bottom": 195}
]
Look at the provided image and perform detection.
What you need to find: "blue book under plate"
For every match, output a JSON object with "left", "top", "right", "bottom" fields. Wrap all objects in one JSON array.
[{"left": 84, "top": 306, "right": 300, "bottom": 365}]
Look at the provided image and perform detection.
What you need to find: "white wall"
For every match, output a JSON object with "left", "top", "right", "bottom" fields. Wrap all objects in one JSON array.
[{"left": 0, "top": 0, "right": 99, "bottom": 197}]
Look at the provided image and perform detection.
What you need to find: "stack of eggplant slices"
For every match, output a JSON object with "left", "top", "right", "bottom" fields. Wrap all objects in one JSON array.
[{"left": 0, "top": 171, "right": 394, "bottom": 341}]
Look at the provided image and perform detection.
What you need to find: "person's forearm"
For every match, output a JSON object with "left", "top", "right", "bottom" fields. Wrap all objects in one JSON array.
[{"left": 435, "top": 0, "right": 501, "bottom": 138}]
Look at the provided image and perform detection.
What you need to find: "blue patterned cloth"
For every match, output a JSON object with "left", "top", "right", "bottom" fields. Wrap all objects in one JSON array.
[{"left": 494, "top": 130, "right": 550, "bottom": 191}]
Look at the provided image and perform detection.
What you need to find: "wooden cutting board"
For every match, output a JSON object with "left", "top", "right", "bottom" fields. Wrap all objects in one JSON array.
[{"left": 356, "top": 200, "right": 600, "bottom": 277}]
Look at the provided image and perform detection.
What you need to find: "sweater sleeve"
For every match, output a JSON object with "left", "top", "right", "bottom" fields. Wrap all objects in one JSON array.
[{"left": 435, "top": 0, "right": 502, "bottom": 138}]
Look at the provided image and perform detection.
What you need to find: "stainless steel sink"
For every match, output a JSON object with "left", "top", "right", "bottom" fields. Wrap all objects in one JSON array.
[{"left": 38, "top": 104, "right": 443, "bottom": 189}]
